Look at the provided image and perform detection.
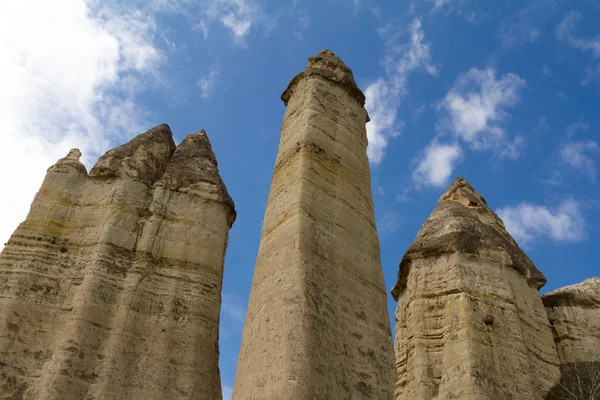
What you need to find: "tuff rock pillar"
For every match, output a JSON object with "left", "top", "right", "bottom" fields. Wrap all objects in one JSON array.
[
  {"left": 392, "top": 177, "right": 560, "bottom": 400},
  {"left": 0, "top": 125, "right": 235, "bottom": 400},
  {"left": 233, "top": 50, "right": 394, "bottom": 400}
]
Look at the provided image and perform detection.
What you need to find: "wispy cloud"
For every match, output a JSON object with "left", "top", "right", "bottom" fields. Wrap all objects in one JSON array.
[
  {"left": 222, "top": 385, "right": 233, "bottom": 400},
  {"left": 497, "top": 199, "right": 586, "bottom": 244},
  {"left": 221, "top": 294, "right": 246, "bottom": 322},
  {"left": 197, "top": 65, "right": 220, "bottom": 99},
  {"left": 377, "top": 212, "right": 404, "bottom": 237},
  {"left": 364, "top": 18, "right": 437, "bottom": 163},
  {"left": 192, "top": 0, "right": 268, "bottom": 44},
  {"left": 412, "top": 67, "right": 526, "bottom": 186},
  {"left": 556, "top": 11, "right": 600, "bottom": 85},
  {"left": 440, "top": 67, "right": 526, "bottom": 150},
  {"left": 0, "top": 0, "right": 163, "bottom": 245},
  {"left": 559, "top": 140, "right": 599, "bottom": 180},
  {"left": 412, "top": 140, "right": 463, "bottom": 187}
]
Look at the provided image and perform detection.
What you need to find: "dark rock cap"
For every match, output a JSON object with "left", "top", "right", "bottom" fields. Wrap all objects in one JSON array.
[
  {"left": 161, "top": 130, "right": 236, "bottom": 226},
  {"left": 89, "top": 124, "right": 176, "bottom": 186},
  {"left": 542, "top": 277, "right": 600, "bottom": 308},
  {"left": 281, "top": 50, "right": 368, "bottom": 115},
  {"left": 48, "top": 148, "right": 88, "bottom": 175},
  {"left": 391, "top": 177, "right": 546, "bottom": 300}
]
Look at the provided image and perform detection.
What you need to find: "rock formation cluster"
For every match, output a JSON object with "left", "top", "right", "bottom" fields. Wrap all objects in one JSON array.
[
  {"left": 0, "top": 125, "right": 235, "bottom": 399},
  {"left": 0, "top": 50, "right": 598, "bottom": 400}
]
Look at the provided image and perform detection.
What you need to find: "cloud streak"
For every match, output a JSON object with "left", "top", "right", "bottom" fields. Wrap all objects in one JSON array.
[
  {"left": 0, "top": 0, "right": 163, "bottom": 245},
  {"left": 496, "top": 199, "right": 586, "bottom": 245},
  {"left": 413, "top": 140, "right": 463, "bottom": 187},
  {"left": 364, "top": 18, "right": 437, "bottom": 163}
]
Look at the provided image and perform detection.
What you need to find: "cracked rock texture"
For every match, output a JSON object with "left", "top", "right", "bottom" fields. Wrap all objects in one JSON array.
[
  {"left": 392, "top": 177, "right": 560, "bottom": 400},
  {"left": 543, "top": 277, "right": 600, "bottom": 364},
  {"left": 233, "top": 50, "right": 394, "bottom": 400},
  {"left": 0, "top": 125, "right": 235, "bottom": 400}
]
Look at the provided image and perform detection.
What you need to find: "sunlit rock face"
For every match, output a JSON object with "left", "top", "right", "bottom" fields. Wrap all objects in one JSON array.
[
  {"left": 233, "top": 50, "right": 395, "bottom": 400},
  {"left": 392, "top": 177, "right": 561, "bottom": 400},
  {"left": 0, "top": 125, "right": 235, "bottom": 400},
  {"left": 543, "top": 277, "right": 600, "bottom": 364},
  {"left": 543, "top": 277, "right": 600, "bottom": 400}
]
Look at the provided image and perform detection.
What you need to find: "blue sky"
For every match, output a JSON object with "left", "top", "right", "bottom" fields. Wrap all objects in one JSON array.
[{"left": 1, "top": 0, "right": 600, "bottom": 397}]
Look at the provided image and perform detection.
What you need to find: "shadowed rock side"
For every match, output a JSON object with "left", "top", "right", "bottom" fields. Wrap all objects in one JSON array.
[
  {"left": 392, "top": 177, "right": 560, "bottom": 400},
  {"left": 0, "top": 125, "right": 235, "bottom": 400},
  {"left": 233, "top": 50, "right": 394, "bottom": 400}
]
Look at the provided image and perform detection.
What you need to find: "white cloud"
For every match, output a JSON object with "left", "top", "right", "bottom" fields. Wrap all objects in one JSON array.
[
  {"left": 556, "top": 12, "right": 600, "bottom": 57},
  {"left": 496, "top": 199, "right": 586, "bottom": 244},
  {"left": 559, "top": 140, "right": 599, "bottom": 180},
  {"left": 498, "top": 135, "right": 526, "bottom": 160},
  {"left": 197, "top": 65, "right": 220, "bottom": 99},
  {"left": 195, "top": 0, "right": 266, "bottom": 43},
  {"left": 433, "top": 0, "right": 452, "bottom": 9},
  {"left": 365, "top": 18, "right": 437, "bottom": 163},
  {"left": 0, "top": 0, "right": 163, "bottom": 246},
  {"left": 413, "top": 140, "right": 463, "bottom": 187},
  {"left": 441, "top": 68, "right": 526, "bottom": 151},
  {"left": 556, "top": 11, "right": 600, "bottom": 85},
  {"left": 221, "top": 13, "right": 252, "bottom": 41},
  {"left": 221, "top": 294, "right": 246, "bottom": 322},
  {"left": 222, "top": 385, "right": 233, "bottom": 400},
  {"left": 542, "top": 64, "right": 552, "bottom": 76},
  {"left": 377, "top": 212, "right": 404, "bottom": 236}
]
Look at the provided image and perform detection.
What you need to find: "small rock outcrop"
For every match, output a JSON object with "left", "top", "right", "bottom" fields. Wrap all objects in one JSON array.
[
  {"left": 0, "top": 125, "right": 234, "bottom": 400},
  {"left": 233, "top": 50, "right": 394, "bottom": 399},
  {"left": 392, "top": 177, "right": 560, "bottom": 400},
  {"left": 543, "top": 277, "right": 600, "bottom": 364},
  {"left": 543, "top": 278, "right": 600, "bottom": 399}
]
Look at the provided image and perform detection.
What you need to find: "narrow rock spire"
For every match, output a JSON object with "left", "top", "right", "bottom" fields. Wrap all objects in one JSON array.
[
  {"left": 48, "top": 148, "right": 87, "bottom": 175},
  {"left": 160, "top": 130, "right": 235, "bottom": 225},
  {"left": 233, "top": 51, "right": 394, "bottom": 399},
  {"left": 392, "top": 176, "right": 545, "bottom": 300},
  {"left": 392, "top": 177, "right": 560, "bottom": 400},
  {"left": 90, "top": 124, "right": 176, "bottom": 185}
]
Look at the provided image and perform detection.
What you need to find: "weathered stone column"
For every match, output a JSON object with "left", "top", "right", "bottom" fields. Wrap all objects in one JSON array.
[
  {"left": 233, "top": 50, "right": 394, "bottom": 400},
  {"left": 392, "top": 177, "right": 560, "bottom": 400},
  {"left": 0, "top": 125, "right": 235, "bottom": 400},
  {"left": 543, "top": 277, "right": 600, "bottom": 399}
]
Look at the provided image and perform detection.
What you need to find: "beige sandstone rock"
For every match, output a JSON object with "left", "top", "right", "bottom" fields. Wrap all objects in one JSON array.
[
  {"left": 543, "top": 277, "right": 600, "bottom": 363},
  {"left": 0, "top": 125, "right": 235, "bottom": 399},
  {"left": 232, "top": 50, "right": 395, "bottom": 400},
  {"left": 392, "top": 177, "right": 561, "bottom": 400}
]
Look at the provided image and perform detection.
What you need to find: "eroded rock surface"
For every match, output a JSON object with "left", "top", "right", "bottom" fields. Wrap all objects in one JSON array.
[
  {"left": 543, "top": 277, "right": 600, "bottom": 364},
  {"left": 0, "top": 125, "right": 235, "bottom": 400},
  {"left": 392, "top": 177, "right": 560, "bottom": 400},
  {"left": 233, "top": 50, "right": 394, "bottom": 400}
]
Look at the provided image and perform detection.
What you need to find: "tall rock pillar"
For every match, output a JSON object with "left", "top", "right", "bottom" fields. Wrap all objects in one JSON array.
[
  {"left": 233, "top": 50, "right": 394, "bottom": 400},
  {"left": 391, "top": 177, "right": 560, "bottom": 400},
  {"left": 0, "top": 125, "right": 235, "bottom": 399}
]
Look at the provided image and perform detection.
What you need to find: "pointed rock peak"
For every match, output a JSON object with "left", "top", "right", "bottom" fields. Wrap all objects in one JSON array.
[
  {"left": 543, "top": 277, "right": 600, "bottom": 308},
  {"left": 439, "top": 176, "right": 488, "bottom": 207},
  {"left": 281, "top": 49, "right": 366, "bottom": 108},
  {"left": 89, "top": 124, "right": 176, "bottom": 186},
  {"left": 161, "top": 130, "right": 236, "bottom": 225},
  {"left": 48, "top": 148, "right": 87, "bottom": 175},
  {"left": 391, "top": 176, "right": 546, "bottom": 300}
]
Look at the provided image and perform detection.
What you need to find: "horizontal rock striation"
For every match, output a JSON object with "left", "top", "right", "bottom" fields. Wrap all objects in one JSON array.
[
  {"left": 392, "top": 177, "right": 560, "bottom": 400},
  {"left": 233, "top": 50, "right": 394, "bottom": 400},
  {"left": 543, "top": 277, "right": 600, "bottom": 363},
  {"left": 0, "top": 125, "right": 235, "bottom": 400}
]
